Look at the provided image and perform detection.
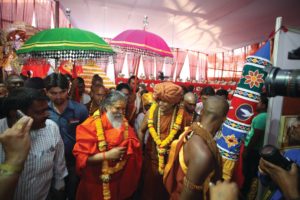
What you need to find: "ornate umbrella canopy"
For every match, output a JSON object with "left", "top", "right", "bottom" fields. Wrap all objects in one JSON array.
[
  {"left": 16, "top": 28, "right": 115, "bottom": 60},
  {"left": 110, "top": 29, "right": 173, "bottom": 59}
]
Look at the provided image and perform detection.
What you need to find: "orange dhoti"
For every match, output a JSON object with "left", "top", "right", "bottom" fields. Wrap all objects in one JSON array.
[{"left": 73, "top": 113, "right": 142, "bottom": 200}]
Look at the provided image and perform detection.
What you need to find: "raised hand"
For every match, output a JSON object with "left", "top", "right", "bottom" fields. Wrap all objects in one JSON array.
[{"left": 0, "top": 116, "right": 33, "bottom": 166}]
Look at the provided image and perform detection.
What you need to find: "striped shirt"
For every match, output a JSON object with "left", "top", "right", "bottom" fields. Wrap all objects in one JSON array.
[{"left": 0, "top": 119, "right": 68, "bottom": 200}]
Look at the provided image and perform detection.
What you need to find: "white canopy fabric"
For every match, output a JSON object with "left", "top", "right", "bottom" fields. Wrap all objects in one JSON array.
[{"left": 59, "top": 0, "right": 300, "bottom": 54}]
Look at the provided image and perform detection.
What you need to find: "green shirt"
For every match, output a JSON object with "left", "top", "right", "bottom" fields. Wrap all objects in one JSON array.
[{"left": 244, "top": 112, "right": 267, "bottom": 148}]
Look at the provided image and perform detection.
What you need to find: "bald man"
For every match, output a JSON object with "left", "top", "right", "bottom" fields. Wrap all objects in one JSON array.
[
  {"left": 183, "top": 92, "right": 199, "bottom": 124},
  {"left": 164, "top": 96, "right": 229, "bottom": 199}
]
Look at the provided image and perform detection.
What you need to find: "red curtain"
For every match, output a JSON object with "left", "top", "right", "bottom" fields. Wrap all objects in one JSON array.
[
  {"left": 174, "top": 50, "right": 187, "bottom": 80},
  {"left": 155, "top": 58, "right": 164, "bottom": 79},
  {"left": 22, "top": 0, "right": 34, "bottom": 25},
  {"left": 127, "top": 53, "right": 140, "bottom": 76},
  {"left": 188, "top": 51, "right": 198, "bottom": 80},
  {"left": 114, "top": 53, "right": 125, "bottom": 78},
  {"left": 198, "top": 53, "right": 208, "bottom": 81},
  {"left": 206, "top": 43, "right": 261, "bottom": 81},
  {"left": 35, "top": 0, "right": 52, "bottom": 29},
  {"left": 1, "top": 0, "right": 15, "bottom": 28},
  {"left": 13, "top": 0, "right": 34, "bottom": 24},
  {"left": 142, "top": 56, "right": 154, "bottom": 79}
]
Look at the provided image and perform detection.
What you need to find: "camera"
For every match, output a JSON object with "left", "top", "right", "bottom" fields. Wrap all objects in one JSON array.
[
  {"left": 260, "top": 144, "right": 293, "bottom": 171},
  {"left": 264, "top": 66, "right": 300, "bottom": 97}
]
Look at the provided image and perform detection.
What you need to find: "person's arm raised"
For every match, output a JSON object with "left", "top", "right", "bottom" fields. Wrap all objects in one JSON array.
[
  {"left": 0, "top": 116, "right": 33, "bottom": 200},
  {"left": 138, "top": 111, "right": 149, "bottom": 143}
]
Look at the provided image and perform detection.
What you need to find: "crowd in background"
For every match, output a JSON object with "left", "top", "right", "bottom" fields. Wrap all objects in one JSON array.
[{"left": 0, "top": 73, "right": 299, "bottom": 200}]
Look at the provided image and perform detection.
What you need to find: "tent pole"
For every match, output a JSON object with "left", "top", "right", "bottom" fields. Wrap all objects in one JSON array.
[{"left": 133, "top": 55, "right": 141, "bottom": 93}]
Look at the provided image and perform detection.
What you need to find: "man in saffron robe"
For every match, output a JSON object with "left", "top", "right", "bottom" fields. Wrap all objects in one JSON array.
[
  {"left": 73, "top": 91, "right": 142, "bottom": 200},
  {"left": 138, "top": 82, "right": 191, "bottom": 200},
  {"left": 163, "top": 96, "right": 229, "bottom": 199},
  {"left": 183, "top": 92, "right": 200, "bottom": 125}
]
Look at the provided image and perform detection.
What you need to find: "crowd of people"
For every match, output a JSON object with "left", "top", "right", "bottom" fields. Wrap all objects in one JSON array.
[{"left": 0, "top": 73, "right": 299, "bottom": 200}]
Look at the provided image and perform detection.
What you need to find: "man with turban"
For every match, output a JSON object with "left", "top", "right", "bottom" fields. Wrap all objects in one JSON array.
[{"left": 138, "top": 82, "right": 191, "bottom": 200}]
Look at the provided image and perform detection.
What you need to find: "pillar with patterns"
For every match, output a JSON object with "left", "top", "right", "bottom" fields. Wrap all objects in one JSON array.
[{"left": 215, "top": 42, "right": 271, "bottom": 180}]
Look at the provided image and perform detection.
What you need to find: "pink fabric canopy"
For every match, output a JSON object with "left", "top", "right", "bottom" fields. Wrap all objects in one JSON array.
[{"left": 110, "top": 29, "right": 173, "bottom": 58}]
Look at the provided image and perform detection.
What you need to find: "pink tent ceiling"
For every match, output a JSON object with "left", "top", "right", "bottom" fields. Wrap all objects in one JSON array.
[{"left": 59, "top": 0, "right": 300, "bottom": 53}]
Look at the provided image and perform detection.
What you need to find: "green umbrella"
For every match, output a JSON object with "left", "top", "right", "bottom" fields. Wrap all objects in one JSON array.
[{"left": 17, "top": 28, "right": 115, "bottom": 59}]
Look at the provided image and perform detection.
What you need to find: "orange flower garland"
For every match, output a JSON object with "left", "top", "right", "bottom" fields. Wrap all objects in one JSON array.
[
  {"left": 93, "top": 111, "right": 128, "bottom": 200},
  {"left": 148, "top": 102, "right": 184, "bottom": 174}
]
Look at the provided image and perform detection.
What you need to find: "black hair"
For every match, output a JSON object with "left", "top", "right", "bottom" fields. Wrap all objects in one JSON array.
[
  {"left": 91, "top": 84, "right": 106, "bottom": 92},
  {"left": 260, "top": 92, "right": 268, "bottom": 107},
  {"left": 5, "top": 74, "right": 24, "bottom": 85},
  {"left": 187, "top": 85, "right": 194, "bottom": 92},
  {"left": 216, "top": 89, "right": 229, "bottom": 99},
  {"left": 200, "top": 86, "right": 215, "bottom": 96},
  {"left": 44, "top": 73, "right": 69, "bottom": 91},
  {"left": 2, "top": 87, "right": 48, "bottom": 116},
  {"left": 128, "top": 75, "right": 138, "bottom": 84},
  {"left": 24, "top": 77, "right": 45, "bottom": 90},
  {"left": 92, "top": 74, "right": 103, "bottom": 85},
  {"left": 140, "top": 89, "right": 148, "bottom": 97},
  {"left": 75, "top": 77, "right": 85, "bottom": 84},
  {"left": 181, "top": 85, "right": 188, "bottom": 95},
  {"left": 65, "top": 74, "right": 73, "bottom": 82},
  {"left": 116, "top": 83, "right": 131, "bottom": 92}
]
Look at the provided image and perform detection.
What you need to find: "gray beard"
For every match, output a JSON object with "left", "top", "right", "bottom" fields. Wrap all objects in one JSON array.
[{"left": 106, "top": 111, "right": 123, "bottom": 129}]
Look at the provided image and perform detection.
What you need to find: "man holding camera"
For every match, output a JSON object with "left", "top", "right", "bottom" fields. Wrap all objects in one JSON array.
[{"left": 258, "top": 116, "right": 300, "bottom": 200}]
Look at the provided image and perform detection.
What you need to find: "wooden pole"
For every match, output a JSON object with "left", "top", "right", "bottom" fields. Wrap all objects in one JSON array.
[{"left": 55, "top": 0, "right": 59, "bottom": 28}]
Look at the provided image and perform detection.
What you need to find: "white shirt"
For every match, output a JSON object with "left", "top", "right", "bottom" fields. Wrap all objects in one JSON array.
[
  {"left": 0, "top": 119, "right": 68, "bottom": 200},
  {"left": 81, "top": 93, "right": 91, "bottom": 104},
  {"left": 195, "top": 102, "right": 203, "bottom": 115}
]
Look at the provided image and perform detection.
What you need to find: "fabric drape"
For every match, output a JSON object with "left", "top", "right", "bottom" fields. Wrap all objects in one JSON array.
[
  {"left": 174, "top": 50, "right": 187, "bottom": 80},
  {"left": 59, "top": 9, "right": 69, "bottom": 28},
  {"left": 188, "top": 51, "right": 198, "bottom": 80},
  {"left": 198, "top": 53, "right": 208, "bottom": 81},
  {"left": 142, "top": 56, "right": 154, "bottom": 79},
  {"left": 164, "top": 49, "right": 178, "bottom": 80},
  {"left": 114, "top": 53, "right": 125, "bottom": 78},
  {"left": 126, "top": 53, "right": 140, "bottom": 76},
  {"left": 1, "top": 0, "right": 15, "bottom": 28},
  {"left": 35, "top": 0, "right": 52, "bottom": 29},
  {"left": 155, "top": 58, "right": 164, "bottom": 79}
]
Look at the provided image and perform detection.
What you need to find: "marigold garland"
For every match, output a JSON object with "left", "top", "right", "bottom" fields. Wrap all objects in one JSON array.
[
  {"left": 93, "top": 111, "right": 128, "bottom": 200},
  {"left": 148, "top": 102, "right": 184, "bottom": 174}
]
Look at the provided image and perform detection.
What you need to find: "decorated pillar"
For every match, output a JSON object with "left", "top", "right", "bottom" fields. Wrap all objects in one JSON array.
[{"left": 215, "top": 42, "right": 271, "bottom": 180}]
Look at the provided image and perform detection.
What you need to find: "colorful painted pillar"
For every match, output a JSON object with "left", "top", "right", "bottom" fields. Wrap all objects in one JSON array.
[{"left": 215, "top": 42, "right": 272, "bottom": 180}]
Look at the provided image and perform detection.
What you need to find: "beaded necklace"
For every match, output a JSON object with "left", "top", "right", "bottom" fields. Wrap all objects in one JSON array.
[
  {"left": 93, "top": 111, "right": 128, "bottom": 200},
  {"left": 148, "top": 103, "right": 184, "bottom": 174}
]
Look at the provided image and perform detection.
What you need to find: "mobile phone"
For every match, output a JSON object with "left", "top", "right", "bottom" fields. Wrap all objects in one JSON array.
[
  {"left": 260, "top": 144, "right": 292, "bottom": 171},
  {"left": 16, "top": 109, "right": 26, "bottom": 120}
]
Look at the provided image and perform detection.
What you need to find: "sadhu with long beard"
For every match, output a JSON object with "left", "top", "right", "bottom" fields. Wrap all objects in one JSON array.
[
  {"left": 73, "top": 91, "right": 142, "bottom": 200},
  {"left": 138, "top": 82, "right": 192, "bottom": 200}
]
